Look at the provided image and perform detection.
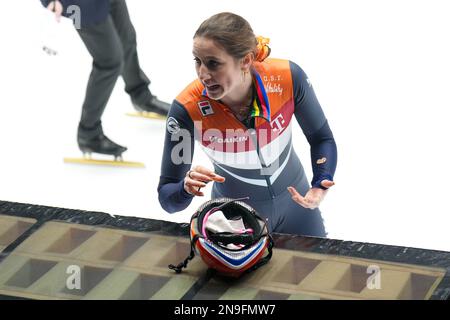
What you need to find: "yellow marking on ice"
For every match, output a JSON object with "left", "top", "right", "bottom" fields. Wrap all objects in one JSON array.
[
  {"left": 63, "top": 158, "right": 145, "bottom": 168},
  {"left": 126, "top": 112, "right": 166, "bottom": 120}
]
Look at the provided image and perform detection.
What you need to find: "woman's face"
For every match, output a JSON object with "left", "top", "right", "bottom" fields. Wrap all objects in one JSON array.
[{"left": 193, "top": 37, "right": 244, "bottom": 101}]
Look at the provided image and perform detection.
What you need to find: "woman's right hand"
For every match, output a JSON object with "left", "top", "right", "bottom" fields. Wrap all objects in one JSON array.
[
  {"left": 46, "top": 1, "right": 63, "bottom": 22},
  {"left": 184, "top": 165, "right": 225, "bottom": 196}
]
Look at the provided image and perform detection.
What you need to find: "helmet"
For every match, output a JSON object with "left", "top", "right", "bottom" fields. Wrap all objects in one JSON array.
[{"left": 169, "top": 197, "right": 273, "bottom": 278}]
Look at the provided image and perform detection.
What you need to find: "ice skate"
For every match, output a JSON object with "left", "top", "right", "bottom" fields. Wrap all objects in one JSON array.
[
  {"left": 64, "top": 133, "right": 145, "bottom": 168},
  {"left": 127, "top": 95, "right": 170, "bottom": 121}
]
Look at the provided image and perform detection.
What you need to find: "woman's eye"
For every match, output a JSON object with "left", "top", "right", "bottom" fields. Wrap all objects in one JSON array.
[
  {"left": 193, "top": 58, "right": 201, "bottom": 65},
  {"left": 208, "top": 60, "right": 219, "bottom": 69}
]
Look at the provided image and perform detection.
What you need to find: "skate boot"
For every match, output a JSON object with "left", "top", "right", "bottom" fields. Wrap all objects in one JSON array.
[
  {"left": 132, "top": 95, "right": 170, "bottom": 117},
  {"left": 78, "top": 133, "right": 127, "bottom": 161}
]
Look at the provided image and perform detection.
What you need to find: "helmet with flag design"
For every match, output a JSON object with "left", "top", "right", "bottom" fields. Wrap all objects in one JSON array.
[{"left": 169, "top": 197, "right": 273, "bottom": 278}]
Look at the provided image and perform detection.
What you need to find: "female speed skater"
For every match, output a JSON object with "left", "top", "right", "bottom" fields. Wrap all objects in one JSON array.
[{"left": 157, "top": 12, "right": 337, "bottom": 236}]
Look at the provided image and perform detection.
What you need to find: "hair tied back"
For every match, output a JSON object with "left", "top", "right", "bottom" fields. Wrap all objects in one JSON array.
[{"left": 255, "top": 36, "right": 271, "bottom": 62}]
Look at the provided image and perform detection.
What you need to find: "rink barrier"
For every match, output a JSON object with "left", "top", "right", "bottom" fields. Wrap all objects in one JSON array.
[{"left": 0, "top": 200, "right": 449, "bottom": 300}]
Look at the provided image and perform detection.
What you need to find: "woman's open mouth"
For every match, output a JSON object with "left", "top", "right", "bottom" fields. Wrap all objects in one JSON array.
[{"left": 206, "top": 84, "right": 221, "bottom": 92}]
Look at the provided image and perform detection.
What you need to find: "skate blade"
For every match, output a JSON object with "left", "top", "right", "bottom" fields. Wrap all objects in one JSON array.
[
  {"left": 126, "top": 111, "right": 167, "bottom": 120},
  {"left": 64, "top": 157, "right": 145, "bottom": 168}
]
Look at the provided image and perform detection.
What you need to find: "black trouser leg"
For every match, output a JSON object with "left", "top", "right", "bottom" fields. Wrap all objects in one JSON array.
[
  {"left": 76, "top": 16, "right": 124, "bottom": 139},
  {"left": 109, "top": 0, "right": 151, "bottom": 104}
]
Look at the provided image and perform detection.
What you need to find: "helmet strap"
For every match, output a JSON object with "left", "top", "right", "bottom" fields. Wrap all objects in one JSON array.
[
  {"left": 168, "top": 234, "right": 200, "bottom": 273},
  {"left": 243, "top": 234, "right": 274, "bottom": 275}
]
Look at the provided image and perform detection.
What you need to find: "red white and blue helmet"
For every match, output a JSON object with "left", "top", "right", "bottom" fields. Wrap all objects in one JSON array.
[{"left": 169, "top": 197, "right": 273, "bottom": 278}]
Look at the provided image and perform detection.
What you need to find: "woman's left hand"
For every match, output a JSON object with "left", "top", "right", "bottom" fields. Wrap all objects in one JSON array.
[{"left": 287, "top": 180, "right": 335, "bottom": 210}]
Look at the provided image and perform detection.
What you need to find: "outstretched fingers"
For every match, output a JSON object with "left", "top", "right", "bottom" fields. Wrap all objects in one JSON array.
[
  {"left": 192, "top": 165, "right": 225, "bottom": 183},
  {"left": 184, "top": 166, "right": 226, "bottom": 196},
  {"left": 288, "top": 186, "right": 321, "bottom": 210},
  {"left": 287, "top": 186, "right": 312, "bottom": 209}
]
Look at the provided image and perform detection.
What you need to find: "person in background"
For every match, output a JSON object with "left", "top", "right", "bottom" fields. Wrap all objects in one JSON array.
[{"left": 41, "top": 0, "right": 170, "bottom": 158}]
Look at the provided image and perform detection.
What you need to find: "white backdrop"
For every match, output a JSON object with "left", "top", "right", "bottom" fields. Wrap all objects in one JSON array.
[{"left": 0, "top": 0, "right": 449, "bottom": 251}]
